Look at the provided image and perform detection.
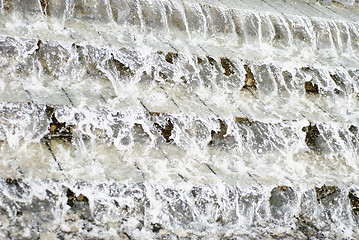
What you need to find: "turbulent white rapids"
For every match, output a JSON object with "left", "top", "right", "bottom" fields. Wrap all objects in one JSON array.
[{"left": 0, "top": 0, "right": 359, "bottom": 239}]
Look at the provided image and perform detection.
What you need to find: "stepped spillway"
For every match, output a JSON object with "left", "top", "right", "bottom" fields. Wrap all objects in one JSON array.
[{"left": 0, "top": 0, "right": 359, "bottom": 239}]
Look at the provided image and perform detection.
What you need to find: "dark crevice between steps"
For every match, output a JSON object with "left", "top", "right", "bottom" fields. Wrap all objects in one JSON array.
[
  {"left": 5, "top": 177, "right": 21, "bottom": 185},
  {"left": 301, "top": 67, "right": 320, "bottom": 95},
  {"left": 303, "top": 123, "right": 320, "bottom": 150},
  {"left": 153, "top": 120, "right": 174, "bottom": 143},
  {"left": 66, "top": 188, "right": 91, "bottom": 220},
  {"left": 305, "top": 81, "right": 319, "bottom": 94},
  {"left": 66, "top": 188, "right": 89, "bottom": 207},
  {"left": 220, "top": 57, "right": 235, "bottom": 76},
  {"left": 209, "top": 119, "right": 228, "bottom": 146},
  {"left": 165, "top": 52, "right": 178, "bottom": 64},
  {"left": 35, "top": 39, "right": 50, "bottom": 75},
  {"left": 242, "top": 65, "right": 257, "bottom": 90},
  {"left": 36, "top": 39, "right": 42, "bottom": 53},
  {"left": 109, "top": 53, "right": 132, "bottom": 76},
  {"left": 151, "top": 223, "right": 163, "bottom": 233},
  {"left": 315, "top": 185, "right": 339, "bottom": 203},
  {"left": 206, "top": 56, "right": 217, "bottom": 66},
  {"left": 159, "top": 71, "right": 167, "bottom": 80},
  {"left": 150, "top": 112, "right": 174, "bottom": 143},
  {"left": 276, "top": 185, "right": 294, "bottom": 192},
  {"left": 157, "top": 51, "right": 179, "bottom": 65},
  {"left": 235, "top": 117, "right": 253, "bottom": 126},
  {"left": 349, "top": 125, "right": 358, "bottom": 134},
  {"left": 4, "top": 178, "right": 29, "bottom": 200},
  {"left": 39, "top": 0, "right": 49, "bottom": 16},
  {"left": 3, "top": 0, "right": 12, "bottom": 12},
  {"left": 44, "top": 105, "right": 73, "bottom": 141},
  {"left": 330, "top": 73, "right": 345, "bottom": 95},
  {"left": 348, "top": 190, "right": 359, "bottom": 216},
  {"left": 197, "top": 57, "right": 203, "bottom": 64}
]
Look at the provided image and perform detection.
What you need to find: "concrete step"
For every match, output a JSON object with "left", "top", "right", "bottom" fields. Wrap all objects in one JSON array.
[
  {"left": 1, "top": 36, "right": 359, "bottom": 125},
  {"left": 0, "top": 102, "right": 359, "bottom": 187},
  {"left": 0, "top": 0, "right": 358, "bottom": 68},
  {"left": 0, "top": 178, "right": 359, "bottom": 239}
]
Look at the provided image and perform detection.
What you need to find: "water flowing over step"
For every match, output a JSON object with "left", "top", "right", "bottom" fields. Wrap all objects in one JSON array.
[
  {"left": 0, "top": 0, "right": 359, "bottom": 68},
  {"left": 1, "top": 178, "right": 359, "bottom": 239},
  {"left": 1, "top": 102, "right": 359, "bottom": 187},
  {"left": 0, "top": 0, "right": 359, "bottom": 239}
]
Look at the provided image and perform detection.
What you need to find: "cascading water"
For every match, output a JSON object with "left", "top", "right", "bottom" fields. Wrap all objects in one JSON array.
[{"left": 0, "top": 0, "right": 359, "bottom": 239}]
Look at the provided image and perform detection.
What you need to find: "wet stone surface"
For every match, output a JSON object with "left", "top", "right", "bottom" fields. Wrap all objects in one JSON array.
[
  {"left": 269, "top": 186, "right": 296, "bottom": 220},
  {"left": 315, "top": 185, "right": 340, "bottom": 204}
]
